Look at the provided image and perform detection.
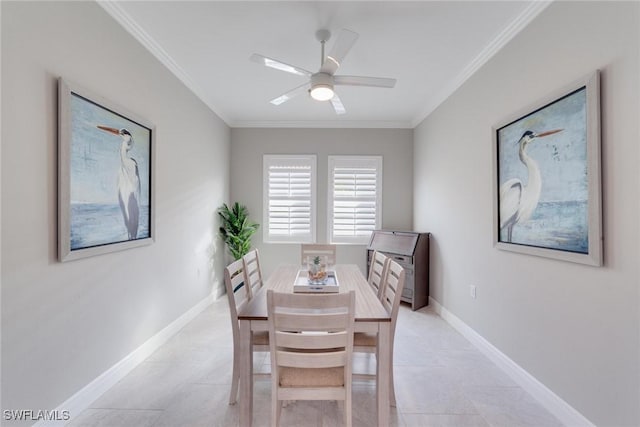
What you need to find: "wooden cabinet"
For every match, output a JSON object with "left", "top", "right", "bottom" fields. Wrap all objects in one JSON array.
[{"left": 367, "top": 230, "right": 430, "bottom": 311}]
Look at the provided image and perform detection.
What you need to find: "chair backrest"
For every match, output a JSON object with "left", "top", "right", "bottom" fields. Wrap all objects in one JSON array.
[
  {"left": 242, "top": 249, "right": 263, "bottom": 296},
  {"left": 301, "top": 244, "right": 337, "bottom": 266},
  {"left": 267, "top": 290, "right": 355, "bottom": 389},
  {"left": 368, "top": 251, "right": 390, "bottom": 299},
  {"left": 224, "top": 258, "right": 252, "bottom": 344},
  {"left": 380, "top": 260, "right": 406, "bottom": 337}
]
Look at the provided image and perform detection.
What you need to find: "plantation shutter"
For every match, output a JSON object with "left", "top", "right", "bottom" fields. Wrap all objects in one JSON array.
[
  {"left": 328, "top": 156, "right": 382, "bottom": 244},
  {"left": 263, "top": 155, "right": 316, "bottom": 243}
]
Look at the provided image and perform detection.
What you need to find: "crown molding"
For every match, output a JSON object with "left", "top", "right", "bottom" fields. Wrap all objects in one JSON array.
[
  {"left": 97, "top": 1, "right": 231, "bottom": 125},
  {"left": 230, "top": 119, "right": 413, "bottom": 129},
  {"left": 410, "top": 1, "right": 553, "bottom": 128},
  {"left": 99, "top": 0, "right": 551, "bottom": 130}
]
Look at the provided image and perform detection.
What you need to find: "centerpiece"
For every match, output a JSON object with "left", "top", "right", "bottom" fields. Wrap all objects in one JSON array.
[
  {"left": 294, "top": 257, "right": 338, "bottom": 293},
  {"left": 308, "top": 255, "right": 328, "bottom": 285}
]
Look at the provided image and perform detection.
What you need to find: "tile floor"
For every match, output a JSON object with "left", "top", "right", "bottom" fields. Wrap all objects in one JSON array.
[{"left": 68, "top": 298, "right": 564, "bottom": 427}]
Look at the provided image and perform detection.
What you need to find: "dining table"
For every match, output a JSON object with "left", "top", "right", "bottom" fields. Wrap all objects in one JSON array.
[{"left": 237, "top": 263, "right": 392, "bottom": 427}]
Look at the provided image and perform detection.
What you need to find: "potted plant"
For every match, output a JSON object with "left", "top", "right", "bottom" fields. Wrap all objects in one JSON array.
[{"left": 218, "top": 202, "right": 259, "bottom": 260}]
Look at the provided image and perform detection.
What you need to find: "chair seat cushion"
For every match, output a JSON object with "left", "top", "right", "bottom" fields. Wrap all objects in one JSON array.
[
  {"left": 353, "top": 332, "right": 377, "bottom": 346},
  {"left": 253, "top": 330, "right": 269, "bottom": 345},
  {"left": 279, "top": 367, "right": 344, "bottom": 387}
]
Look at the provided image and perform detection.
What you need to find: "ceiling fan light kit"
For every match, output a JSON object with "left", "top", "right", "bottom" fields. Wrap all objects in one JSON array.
[
  {"left": 309, "top": 73, "right": 334, "bottom": 101},
  {"left": 251, "top": 28, "right": 396, "bottom": 114}
]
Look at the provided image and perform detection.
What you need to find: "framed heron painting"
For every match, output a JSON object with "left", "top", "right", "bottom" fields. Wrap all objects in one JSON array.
[
  {"left": 58, "top": 78, "right": 155, "bottom": 262},
  {"left": 492, "top": 71, "right": 602, "bottom": 266}
]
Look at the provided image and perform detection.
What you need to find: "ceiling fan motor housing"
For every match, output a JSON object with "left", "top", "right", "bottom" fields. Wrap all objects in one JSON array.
[{"left": 311, "top": 72, "right": 334, "bottom": 88}]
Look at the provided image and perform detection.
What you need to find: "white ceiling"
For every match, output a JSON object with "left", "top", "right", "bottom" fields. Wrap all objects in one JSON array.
[{"left": 100, "top": 1, "right": 550, "bottom": 128}]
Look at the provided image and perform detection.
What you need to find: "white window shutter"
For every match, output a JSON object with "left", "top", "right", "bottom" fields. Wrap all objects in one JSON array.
[
  {"left": 328, "top": 156, "right": 382, "bottom": 244},
  {"left": 263, "top": 155, "right": 316, "bottom": 243}
]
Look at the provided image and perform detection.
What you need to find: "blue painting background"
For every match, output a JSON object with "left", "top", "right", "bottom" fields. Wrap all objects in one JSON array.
[
  {"left": 498, "top": 88, "right": 588, "bottom": 253},
  {"left": 70, "top": 93, "right": 151, "bottom": 250}
]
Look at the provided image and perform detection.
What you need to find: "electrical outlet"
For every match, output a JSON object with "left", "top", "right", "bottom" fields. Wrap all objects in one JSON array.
[{"left": 470, "top": 285, "right": 477, "bottom": 299}]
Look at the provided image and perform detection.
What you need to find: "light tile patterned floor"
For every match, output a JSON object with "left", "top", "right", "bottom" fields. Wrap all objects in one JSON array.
[{"left": 68, "top": 298, "right": 563, "bottom": 427}]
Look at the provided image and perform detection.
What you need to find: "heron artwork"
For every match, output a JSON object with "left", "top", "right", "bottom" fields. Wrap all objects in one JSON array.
[
  {"left": 97, "top": 125, "right": 141, "bottom": 240},
  {"left": 499, "top": 129, "right": 563, "bottom": 242}
]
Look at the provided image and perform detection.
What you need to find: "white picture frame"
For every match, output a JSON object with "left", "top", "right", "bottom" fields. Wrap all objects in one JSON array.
[
  {"left": 58, "top": 78, "right": 156, "bottom": 262},
  {"left": 492, "top": 71, "right": 602, "bottom": 266}
]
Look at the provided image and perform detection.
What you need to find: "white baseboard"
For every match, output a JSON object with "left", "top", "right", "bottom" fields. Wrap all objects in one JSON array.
[
  {"left": 34, "top": 292, "right": 216, "bottom": 427},
  {"left": 428, "top": 297, "right": 595, "bottom": 427}
]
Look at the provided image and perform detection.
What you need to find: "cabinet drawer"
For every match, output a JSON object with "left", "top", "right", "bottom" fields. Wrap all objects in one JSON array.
[{"left": 389, "top": 254, "right": 413, "bottom": 266}]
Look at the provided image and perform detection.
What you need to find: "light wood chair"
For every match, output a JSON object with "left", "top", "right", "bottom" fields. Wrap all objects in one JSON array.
[
  {"left": 368, "top": 251, "right": 390, "bottom": 299},
  {"left": 242, "top": 249, "right": 264, "bottom": 296},
  {"left": 267, "top": 290, "right": 356, "bottom": 427},
  {"left": 224, "top": 258, "right": 269, "bottom": 405},
  {"left": 300, "top": 244, "right": 337, "bottom": 266},
  {"left": 354, "top": 259, "right": 406, "bottom": 407}
]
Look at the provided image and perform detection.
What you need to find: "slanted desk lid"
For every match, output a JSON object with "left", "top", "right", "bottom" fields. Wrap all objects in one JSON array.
[{"left": 367, "top": 230, "right": 419, "bottom": 256}]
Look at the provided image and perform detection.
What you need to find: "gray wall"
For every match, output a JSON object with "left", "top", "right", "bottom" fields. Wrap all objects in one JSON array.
[
  {"left": 413, "top": 2, "right": 639, "bottom": 426},
  {"left": 230, "top": 128, "right": 413, "bottom": 277},
  {"left": 1, "top": 1, "right": 230, "bottom": 421}
]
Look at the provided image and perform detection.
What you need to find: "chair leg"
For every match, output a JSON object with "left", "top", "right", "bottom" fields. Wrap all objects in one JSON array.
[
  {"left": 276, "top": 400, "right": 282, "bottom": 426},
  {"left": 390, "top": 365, "right": 396, "bottom": 407},
  {"left": 344, "top": 396, "right": 352, "bottom": 427},
  {"left": 229, "top": 348, "right": 239, "bottom": 405},
  {"left": 271, "top": 396, "right": 281, "bottom": 427},
  {"left": 389, "top": 347, "right": 396, "bottom": 407}
]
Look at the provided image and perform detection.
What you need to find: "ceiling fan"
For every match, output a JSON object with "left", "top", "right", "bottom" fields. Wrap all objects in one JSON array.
[{"left": 250, "top": 29, "right": 397, "bottom": 115}]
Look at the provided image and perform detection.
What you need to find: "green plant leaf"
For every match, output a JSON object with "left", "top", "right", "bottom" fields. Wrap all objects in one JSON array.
[{"left": 218, "top": 202, "right": 260, "bottom": 260}]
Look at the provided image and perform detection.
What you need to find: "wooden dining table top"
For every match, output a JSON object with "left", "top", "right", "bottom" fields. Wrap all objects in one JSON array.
[{"left": 238, "top": 264, "right": 391, "bottom": 322}]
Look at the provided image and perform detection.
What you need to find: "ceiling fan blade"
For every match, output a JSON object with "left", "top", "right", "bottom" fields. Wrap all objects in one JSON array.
[
  {"left": 269, "top": 82, "right": 310, "bottom": 106},
  {"left": 250, "top": 53, "right": 312, "bottom": 77},
  {"left": 334, "top": 75, "right": 396, "bottom": 88},
  {"left": 320, "top": 29, "right": 359, "bottom": 75},
  {"left": 330, "top": 94, "right": 346, "bottom": 115}
]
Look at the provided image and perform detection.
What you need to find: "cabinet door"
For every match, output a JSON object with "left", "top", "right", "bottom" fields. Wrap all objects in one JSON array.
[{"left": 401, "top": 268, "right": 415, "bottom": 300}]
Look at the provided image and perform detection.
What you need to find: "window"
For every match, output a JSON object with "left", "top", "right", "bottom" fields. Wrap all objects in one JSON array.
[
  {"left": 263, "top": 155, "right": 316, "bottom": 243},
  {"left": 328, "top": 156, "right": 382, "bottom": 244}
]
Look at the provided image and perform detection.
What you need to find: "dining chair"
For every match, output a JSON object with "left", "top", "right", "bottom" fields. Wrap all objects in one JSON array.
[
  {"left": 267, "top": 290, "right": 356, "bottom": 427},
  {"left": 368, "top": 250, "right": 390, "bottom": 299},
  {"left": 353, "top": 259, "right": 405, "bottom": 407},
  {"left": 224, "top": 258, "right": 269, "bottom": 405},
  {"left": 300, "top": 243, "right": 337, "bottom": 266},
  {"left": 242, "top": 248, "right": 264, "bottom": 296}
]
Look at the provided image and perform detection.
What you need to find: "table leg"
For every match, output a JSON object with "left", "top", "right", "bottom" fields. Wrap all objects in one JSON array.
[
  {"left": 376, "top": 322, "right": 391, "bottom": 427},
  {"left": 239, "top": 319, "right": 253, "bottom": 427}
]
